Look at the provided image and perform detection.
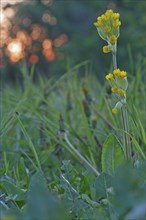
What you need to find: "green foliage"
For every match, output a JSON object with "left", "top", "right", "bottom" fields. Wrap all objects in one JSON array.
[
  {"left": 27, "top": 171, "right": 68, "bottom": 220},
  {"left": 0, "top": 177, "right": 26, "bottom": 202},
  {"left": 0, "top": 58, "right": 146, "bottom": 219},
  {"left": 112, "top": 162, "right": 146, "bottom": 219},
  {"left": 102, "top": 134, "right": 124, "bottom": 175},
  {"left": 92, "top": 173, "right": 112, "bottom": 199}
]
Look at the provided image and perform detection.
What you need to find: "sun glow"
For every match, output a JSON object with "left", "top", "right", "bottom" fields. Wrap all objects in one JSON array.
[
  {"left": 8, "top": 40, "right": 22, "bottom": 54},
  {"left": 0, "top": 0, "right": 67, "bottom": 67},
  {"left": 0, "top": 10, "right": 5, "bottom": 23},
  {"left": 7, "top": 39, "right": 24, "bottom": 63},
  {"left": 1, "top": 0, "right": 26, "bottom": 8}
]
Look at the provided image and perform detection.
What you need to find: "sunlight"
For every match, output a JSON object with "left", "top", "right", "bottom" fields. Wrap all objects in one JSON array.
[
  {"left": 8, "top": 40, "right": 22, "bottom": 54},
  {"left": 1, "top": 0, "right": 26, "bottom": 8},
  {"left": 7, "top": 39, "right": 24, "bottom": 63},
  {"left": 0, "top": 10, "right": 5, "bottom": 23}
]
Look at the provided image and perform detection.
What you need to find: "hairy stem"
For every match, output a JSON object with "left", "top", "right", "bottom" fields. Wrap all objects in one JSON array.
[
  {"left": 123, "top": 104, "right": 131, "bottom": 159},
  {"left": 112, "top": 51, "right": 131, "bottom": 159},
  {"left": 121, "top": 106, "right": 129, "bottom": 159},
  {"left": 112, "top": 51, "right": 117, "bottom": 69}
]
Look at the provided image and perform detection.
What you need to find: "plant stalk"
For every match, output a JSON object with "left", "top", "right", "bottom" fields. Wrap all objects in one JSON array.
[
  {"left": 112, "top": 50, "right": 131, "bottom": 160},
  {"left": 112, "top": 51, "right": 117, "bottom": 70},
  {"left": 122, "top": 104, "right": 131, "bottom": 159}
]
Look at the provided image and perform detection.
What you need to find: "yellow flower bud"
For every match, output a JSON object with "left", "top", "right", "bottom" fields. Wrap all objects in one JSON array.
[
  {"left": 105, "top": 9, "right": 113, "bottom": 16},
  {"left": 101, "top": 14, "right": 106, "bottom": 22},
  {"left": 112, "top": 13, "right": 120, "bottom": 20},
  {"left": 112, "top": 107, "right": 118, "bottom": 114},
  {"left": 97, "top": 16, "right": 102, "bottom": 21},
  {"left": 111, "top": 86, "right": 118, "bottom": 93},
  {"left": 105, "top": 73, "right": 113, "bottom": 80},
  {"left": 93, "top": 21, "right": 103, "bottom": 27},
  {"left": 113, "top": 68, "right": 121, "bottom": 77},
  {"left": 108, "top": 35, "right": 117, "bottom": 44},
  {"left": 112, "top": 20, "right": 121, "bottom": 28},
  {"left": 120, "top": 71, "right": 127, "bottom": 78},
  {"left": 93, "top": 22, "right": 98, "bottom": 27},
  {"left": 104, "top": 26, "right": 111, "bottom": 34},
  {"left": 118, "top": 89, "right": 125, "bottom": 97},
  {"left": 104, "top": 15, "right": 110, "bottom": 21},
  {"left": 103, "top": 45, "right": 110, "bottom": 53}
]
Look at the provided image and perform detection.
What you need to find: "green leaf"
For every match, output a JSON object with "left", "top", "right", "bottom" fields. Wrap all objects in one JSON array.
[
  {"left": 102, "top": 134, "right": 124, "bottom": 175},
  {"left": 82, "top": 194, "right": 100, "bottom": 207},
  {"left": 0, "top": 179, "right": 26, "bottom": 202},
  {"left": 132, "top": 138, "right": 146, "bottom": 160},
  {"left": 92, "top": 173, "right": 113, "bottom": 199},
  {"left": 27, "top": 171, "right": 68, "bottom": 220},
  {"left": 112, "top": 161, "right": 146, "bottom": 217}
]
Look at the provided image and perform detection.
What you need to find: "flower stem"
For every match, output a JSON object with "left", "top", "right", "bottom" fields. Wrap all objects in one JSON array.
[
  {"left": 112, "top": 51, "right": 131, "bottom": 160},
  {"left": 122, "top": 104, "right": 131, "bottom": 159},
  {"left": 121, "top": 105, "right": 131, "bottom": 159},
  {"left": 112, "top": 51, "right": 117, "bottom": 70},
  {"left": 112, "top": 43, "right": 117, "bottom": 69}
]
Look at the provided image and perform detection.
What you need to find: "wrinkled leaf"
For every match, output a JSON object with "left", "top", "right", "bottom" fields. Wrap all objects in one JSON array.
[
  {"left": 102, "top": 134, "right": 124, "bottom": 175},
  {"left": 92, "top": 173, "right": 113, "bottom": 199},
  {"left": 27, "top": 171, "right": 68, "bottom": 220}
]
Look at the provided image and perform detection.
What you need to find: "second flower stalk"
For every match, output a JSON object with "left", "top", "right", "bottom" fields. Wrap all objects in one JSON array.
[
  {"left": 94, "top": 9, "right": 131, "bottom": 160},
  {"left": 105, "top": 68, "right": 128, "bottom": 114}
]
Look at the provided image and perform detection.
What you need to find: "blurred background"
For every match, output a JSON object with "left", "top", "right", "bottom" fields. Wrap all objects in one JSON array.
[{"left": 0, "top": 0, "right": 145, "bottom": 84}]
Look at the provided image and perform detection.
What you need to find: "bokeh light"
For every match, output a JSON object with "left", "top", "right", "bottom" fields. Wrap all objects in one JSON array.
[
  {"left": 41, "top": 38, "right": 55, "bottom": 61},
  {"left": 7, "top": 39, "right": 24, "bottom": 63},
  {"left": 5, "top": 7, "right": 15, "bottom": 18},
  {"left": 0, "top": 10, "right": 5, "bottom": 23},
  {"left": 29, "top": 54, "right": 39, "bottom": 64},
  {"left": 1, "top": 0, "right": 27, "bottom": 8},
  {"left": 41, "top": 0, "right": 53, "bottom": 6},
  {"left": 42, "top": 39, "right": 52, "bottom": 49},
  {"left": 54, "top": 34, "right": 68, "bottom": 48},
  {"left": 31, "top": 25, "right": 42, "bottom": 40},
  {"left": 0, "top": 0, "right": 69, "bottom": 69}
]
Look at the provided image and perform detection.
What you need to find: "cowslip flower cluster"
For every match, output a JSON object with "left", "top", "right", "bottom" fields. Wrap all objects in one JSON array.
[
  {"left": 93, "top": 9, "right": 121, "bottom": 53},
  {"left": 105, "top": 68, "right": 128, "bottom": 114}
]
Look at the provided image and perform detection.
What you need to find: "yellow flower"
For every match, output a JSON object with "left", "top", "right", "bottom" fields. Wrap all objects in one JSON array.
[
  {"left": 104, "top": 26, "right": 111, "bottom": 34},
  {"left": 112, "top": 13, "right": 120, "bottom": 20},
  {"left": 118, "top": 89, "right": 125, "bottom": 97},
  {"left": 104, "top": 15, "right": 110, "bottom": 21},
  {"left": 93, "top": 21, "right": 103, "bottom": 27},
  {"left": 108, "top": 35, "right": 117, "bottom": 44},
  {"left": 112, "top": 20, "right": 121, "bottom": 28},
  {"left": 120, "top": 71, "right": 127, "bottom": 78},
  {"left": 111, "top": 86, "right": 118, "bottom": 93},
  {"left": 105, "top": 73, "right": 113, "bottom": 80},
  {"left": 103, "top": 45, "right": 110, "bottom": 53},
  {"left": 113, "top": 68, "right": 121, "bottom": 77},
  {"left": 101, "top": 14, "right": 107, "bottom": 22},
  {"left": 93, "top": 22, "right": 98, "bottom": 27},
  {"left": 94, "top": 9, "right": 121, "bottom": 46},
  {"left": 97, "top": 16, "right": 102, "bottom": 22},
  {"left": 105, "top": 9, "right": 113, "bottom": 16},
  {"left": 112, "top": 107, "right": 118, "bottom": 114}
]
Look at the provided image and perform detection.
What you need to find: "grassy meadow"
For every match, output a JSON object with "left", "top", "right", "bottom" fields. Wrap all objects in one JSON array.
[
  {"left": 0, "top": 2, "right": 146, "bottom": 220},
  {"left": 0, "top": 55, "right": 146, "bottom": 219}
]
